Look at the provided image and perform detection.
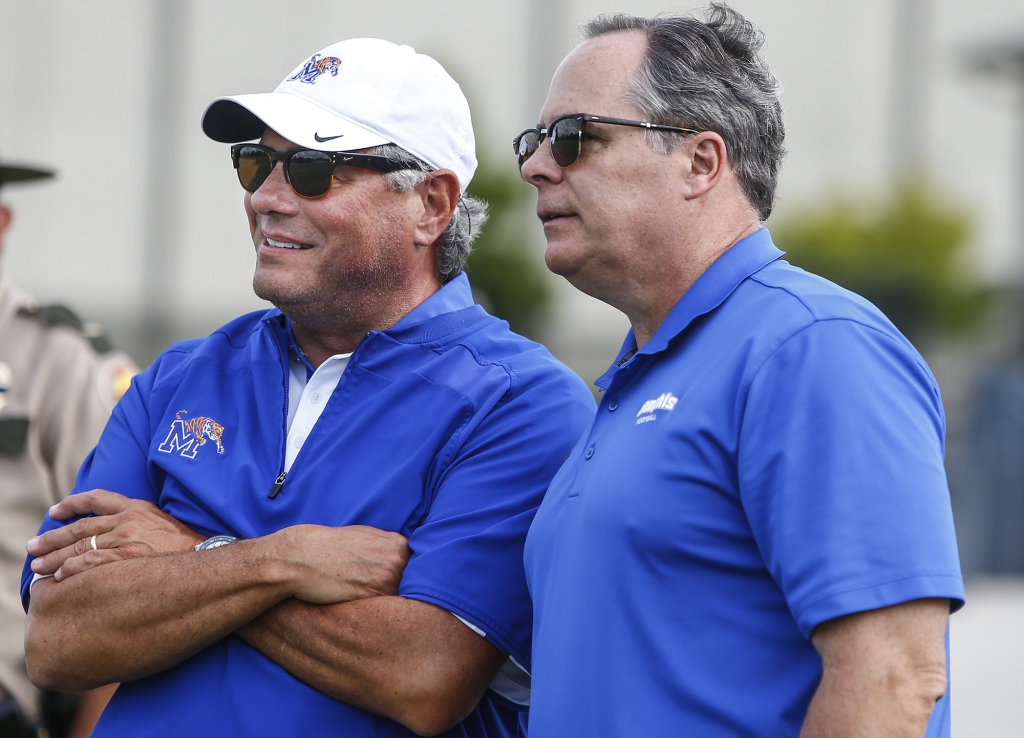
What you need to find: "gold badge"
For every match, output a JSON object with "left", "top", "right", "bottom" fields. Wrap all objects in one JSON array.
[
  {"left": 98, "top": 355, "right": 138, "bottom": 404},
  {"left": 110, "top": 364, "right": 134, "bottom": 401}
]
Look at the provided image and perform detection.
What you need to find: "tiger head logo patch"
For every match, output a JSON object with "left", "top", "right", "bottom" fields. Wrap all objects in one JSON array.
[
  {"left": 287, "top": 54, "right": 342, "bottom": 85},
  {"left": 157, "top": 410, "right": 226, "bottom": 459}
]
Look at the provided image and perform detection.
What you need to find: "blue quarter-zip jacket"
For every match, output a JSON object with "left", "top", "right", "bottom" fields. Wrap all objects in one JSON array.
[{"left": 23, "top": 274, "right": 595, "bottom": 738}]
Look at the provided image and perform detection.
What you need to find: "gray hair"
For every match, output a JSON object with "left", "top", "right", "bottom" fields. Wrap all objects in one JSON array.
[
  {"left": 370, "top": 144, "right": 488, "bottom": 283},
  {"left": 581, "top": 3, "right": 786, "bottom": 221}
]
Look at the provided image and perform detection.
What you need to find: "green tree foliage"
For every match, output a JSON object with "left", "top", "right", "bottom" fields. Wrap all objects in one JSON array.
[
  {"left": 772, "top": 183, "right": 986, "bottom": 339},
  {"left": 464, "top": 159, "right": 552, "bottom": 338}
]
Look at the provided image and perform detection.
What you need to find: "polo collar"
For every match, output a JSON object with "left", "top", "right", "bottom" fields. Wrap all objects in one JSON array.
[{"left": 597, "top": 228, "right": 783, "bottom": 389}]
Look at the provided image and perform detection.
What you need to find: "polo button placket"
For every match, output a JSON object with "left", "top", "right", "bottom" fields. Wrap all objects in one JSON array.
[
  {"left": 607, "top": 399, "right": 619, "bottom": 412},
  {"left": 584, "top": 446, "right": 595, "bottom": 460}
]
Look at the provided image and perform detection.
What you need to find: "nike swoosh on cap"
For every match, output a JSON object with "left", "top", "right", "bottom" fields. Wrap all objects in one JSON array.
[{"left": 314, "top": 133, "right": 344, "bottom": 142}]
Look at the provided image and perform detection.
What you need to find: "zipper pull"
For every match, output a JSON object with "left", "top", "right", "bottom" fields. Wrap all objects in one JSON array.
[{"left": 268, "top": 471, "right": 288, "bottom": 499}]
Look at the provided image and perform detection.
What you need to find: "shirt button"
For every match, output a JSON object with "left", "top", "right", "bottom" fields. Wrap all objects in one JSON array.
[
  {"left": 584, "top": 446, "right": 595, "bottom": 459},
  {"left": 294, "top": 434, "right": 305, "bottom": 448},
  {"left": 310, "top": 391, "right": 321, "bottom": 404},
  {"left": 607, "top": 399, "right": 619, "bottom": 411}
]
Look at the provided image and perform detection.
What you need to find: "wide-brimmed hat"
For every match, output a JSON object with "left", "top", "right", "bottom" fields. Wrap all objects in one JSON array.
[
  {"left": 0, "top": 150, "right": 55, "bottom": 188},
  {"left": 201, "top": 38, "right": 477, "bottom": 192}
]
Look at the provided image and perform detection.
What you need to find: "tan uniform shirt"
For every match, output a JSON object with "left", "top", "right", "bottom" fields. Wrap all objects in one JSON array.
[{"left": 0, "top": 277, "right": 135, "bottom": 719}]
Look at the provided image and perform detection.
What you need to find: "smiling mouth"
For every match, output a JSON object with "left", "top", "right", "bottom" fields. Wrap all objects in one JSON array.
[{"left": 265, "top": 236, "right": 312, "bottom": 250}]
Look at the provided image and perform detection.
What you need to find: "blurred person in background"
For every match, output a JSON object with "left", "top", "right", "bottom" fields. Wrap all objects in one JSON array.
[
  {"left": 19, "top": 39, "right": 593, "bottom": 738},
  {"left": 0, "top": 151, "right": 134, "bottom": 737},
  {"left": 516, "top": 5, "right": 964, "bottom": 738}
]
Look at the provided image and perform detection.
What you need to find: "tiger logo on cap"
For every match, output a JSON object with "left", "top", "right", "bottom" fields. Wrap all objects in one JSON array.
[{"left": 288, "top": 54, "right": 342, "bottom": 85}]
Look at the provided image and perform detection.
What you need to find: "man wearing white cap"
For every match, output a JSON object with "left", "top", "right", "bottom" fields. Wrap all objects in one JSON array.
[{"left": 20, "top": 39, "right": 594, "bottom": 738}]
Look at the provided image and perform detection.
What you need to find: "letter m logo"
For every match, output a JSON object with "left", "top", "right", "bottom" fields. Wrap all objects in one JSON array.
[{"left": 157, "top": 420, "right": 199, "bottom": 459}]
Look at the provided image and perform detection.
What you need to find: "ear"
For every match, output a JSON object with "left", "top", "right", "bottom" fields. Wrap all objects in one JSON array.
[
  {"left": 0, "top": 204, "right": 12, "bottom": 252},
  {"left": 681, "top": 131, "right": 729, "bottom": 201},
  {"left": 412, "top": 170, "right": 460, "bottom": 250}
]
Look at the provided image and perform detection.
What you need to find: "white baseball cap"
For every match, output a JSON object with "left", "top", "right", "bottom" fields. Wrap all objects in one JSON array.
[{"left": 202, "top": 38, "right": 477, "bottom": 192}]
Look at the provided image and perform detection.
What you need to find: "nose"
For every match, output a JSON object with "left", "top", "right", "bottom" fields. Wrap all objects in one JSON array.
[
  {"left": 520, "top": 136, "right": 564, "bottom": 188},
  {"left": 248, "top": 159, "right": 298, "bottom": 215}
]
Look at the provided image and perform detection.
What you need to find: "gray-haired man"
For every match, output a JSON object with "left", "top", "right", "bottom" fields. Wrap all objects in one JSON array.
[{"left": 518, "top": 5, "right": 963, "bottom": 737}]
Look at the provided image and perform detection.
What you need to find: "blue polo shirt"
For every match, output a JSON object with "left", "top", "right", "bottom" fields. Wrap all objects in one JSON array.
[
  {"left": 24, "top": 273, "right": 595, "bottom": 738},
  {"left": 524, "top": 229, "right": 964, "bottom": 738}
]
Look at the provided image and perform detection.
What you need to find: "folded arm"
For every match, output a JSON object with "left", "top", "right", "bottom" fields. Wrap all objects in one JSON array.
[
  {"left": 27, "top": 537, "right": 295, "bottom": 689},
  {"left": 239, "top": 597, "right": 507, "bottom": 736},
  {"left": 800, "top": 598, "right": 950, "bottom": 738},
  {"left": 25, "top": 492, "right": 409, "bottom": 691},
  {"left": 25, "top": 491, "right": 503, "bottom": 735}
]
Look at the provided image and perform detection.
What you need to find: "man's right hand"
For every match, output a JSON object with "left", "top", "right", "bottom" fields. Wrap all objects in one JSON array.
[
  {"left": 28, "top": 490, "right": 205, "bottom": 580},
  {"left": 267, "top": 524, "right": 410, "bottom": 603},
  {"left": 27, "top": 490, "right": 410, "bottom": 603},
  {"left": 25, "top": 519, "right": 410, "bottom": 692}
]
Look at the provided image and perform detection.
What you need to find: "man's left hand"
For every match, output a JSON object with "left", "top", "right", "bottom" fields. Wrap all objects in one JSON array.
[{"left": 27, "top": 490, "right": 205, "bottom": 581}]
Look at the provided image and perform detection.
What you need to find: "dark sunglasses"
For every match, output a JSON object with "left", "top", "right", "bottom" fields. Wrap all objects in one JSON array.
[
  {"left": 230, "top": 143, "right": 408, "bottom": 198},
  {"left": 512, "top": 113, "right": 699, "bottom": 175}
]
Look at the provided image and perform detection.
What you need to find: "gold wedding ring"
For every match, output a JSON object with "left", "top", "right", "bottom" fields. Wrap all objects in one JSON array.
[{"left": 89, "top": 535, "right": 98, "bottom": 552}]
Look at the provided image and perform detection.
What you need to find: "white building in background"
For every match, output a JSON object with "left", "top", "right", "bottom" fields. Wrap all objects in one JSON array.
[
  {"left": 4, "top": 3, "right": 1024, "bottom": 735},
  {"left": 1, "top": 0, "right": 1023, "bottom": 379}
]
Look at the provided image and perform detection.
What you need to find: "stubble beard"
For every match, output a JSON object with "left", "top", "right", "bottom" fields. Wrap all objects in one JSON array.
[{"left": 253, "top": 239, "right": 411, "bottom": 336}]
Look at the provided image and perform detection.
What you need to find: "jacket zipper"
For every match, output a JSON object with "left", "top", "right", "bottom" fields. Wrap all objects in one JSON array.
[
  {"left": 266, "top": 326, "right": 371, "bottom": 498},
  {"left": 268, "top": 319, "right": 291, "bottom": 499},
  {"left": 268, "top": 471, "right": 287, "bottom": 499}
]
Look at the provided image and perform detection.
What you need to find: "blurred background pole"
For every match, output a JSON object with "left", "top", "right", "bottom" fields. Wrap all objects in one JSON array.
[
  {"left": 527, "top": 0, "right": 570, "bottom": 122},
  {"left": 140, "top": 0, "right": 189, "bottom": 363},
  {"left": 890, "top": 0, "right": 932, "bottom": 178},
  {"left": 965, "top": 43, "right": 1024, "bottom": 264},
  {"left": 962, "top": 41, "right": 1024, "bottom": 573}
]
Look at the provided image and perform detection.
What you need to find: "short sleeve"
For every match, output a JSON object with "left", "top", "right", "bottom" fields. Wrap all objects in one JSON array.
[
  {"left": 738, "top": 319, "right": 964, "bottom": 639},
  {"left": 398, "top": 373, "right": 593, "bottom": 671}
]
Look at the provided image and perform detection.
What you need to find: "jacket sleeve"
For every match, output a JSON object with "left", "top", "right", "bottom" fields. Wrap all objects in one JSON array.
[{"left": 397, "top": 367, "right": 594, "bottom": 672}]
